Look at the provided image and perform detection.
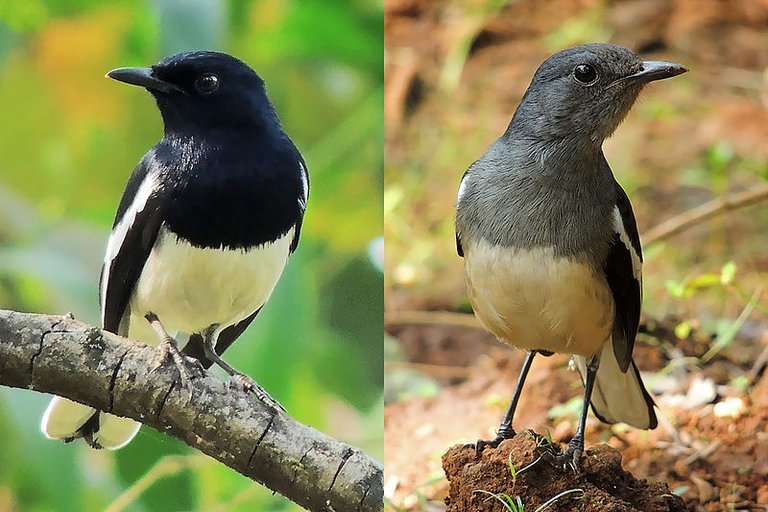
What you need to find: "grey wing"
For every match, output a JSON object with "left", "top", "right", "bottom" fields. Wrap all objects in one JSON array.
[
  {"left": 604, "top": 180, "right": 643, "bottom": 372},
  {"left": 100, "top": 157, "right": 165, "bottom": 334}
]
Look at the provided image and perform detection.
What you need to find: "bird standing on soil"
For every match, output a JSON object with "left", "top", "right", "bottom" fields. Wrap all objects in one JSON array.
[
  {"left": 41, "top": 51, "right": 309, "bottom": 449},
  {"left": 455, "top": 43, "right": 686, "bottom": 465}
]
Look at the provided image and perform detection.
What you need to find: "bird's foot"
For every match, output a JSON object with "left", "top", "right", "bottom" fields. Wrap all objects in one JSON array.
[
  {"left": 542, "top": 435, "right": 583, "bottom": 472},
  {"left": 146, "top": 312, "right": 203, "bottom": 398},
  {"left": 471, "top": 425, "right": 516, "bottom": 458},
  {"left": 152, "top": 337, "right": 204, "bottom": 398},
  {"left": 229, "top": 373, "right": 285, "bottom": 412}
]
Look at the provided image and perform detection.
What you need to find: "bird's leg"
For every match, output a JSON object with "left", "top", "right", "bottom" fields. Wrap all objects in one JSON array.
[
  {"left": 200, "top": 327, "right": 285, "bottom": 412},
  {"left": 145, "top": 312, "right": 202, "bottom": 395},
  {"left": 550, "top": 355, "right": 599, "bottom": 470},
  {"left": 475, "top": 350, "right": 536, "bottom": 456}
]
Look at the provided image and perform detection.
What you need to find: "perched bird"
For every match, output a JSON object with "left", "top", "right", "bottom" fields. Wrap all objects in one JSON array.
[
  {"left": 41, "top": 51, "right": 308, "bottom": 449},
  {"left": 455, "top": 44, "right": 686, "bottom": 464}
]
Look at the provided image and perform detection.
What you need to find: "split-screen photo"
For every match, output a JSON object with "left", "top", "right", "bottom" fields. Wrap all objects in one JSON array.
[{"left": 1, "top": 1, "right": 767, "bottom": 510}]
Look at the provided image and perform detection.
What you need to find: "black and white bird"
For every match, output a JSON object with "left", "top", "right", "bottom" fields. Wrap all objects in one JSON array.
[
  {"left": 41, "top": 51, "right": 308, "bottom": 449},
  {"left": 455, "top": 44, "right": 686, "bottom": 464}
]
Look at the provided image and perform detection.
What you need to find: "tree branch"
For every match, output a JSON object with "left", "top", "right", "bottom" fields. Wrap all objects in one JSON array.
[
  {"left": 0, "top": 309, "right": 383, "bottom": 512},
  {"left": 642, "top": 184, "right": 768, "bottom": 245}
]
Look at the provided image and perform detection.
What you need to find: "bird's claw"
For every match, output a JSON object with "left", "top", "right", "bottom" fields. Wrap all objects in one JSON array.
[
  {"left": 152, "top": 338, "right": 204, "bottom": 399},
  {"left": 542, "top": 437, "right": 583, "bottom": 471},
  {"left": 472, "top": 428, "right": 516, "bottom": 458},
  {"left": 228, "top": 374, "right": 285, "bottom": 412}
]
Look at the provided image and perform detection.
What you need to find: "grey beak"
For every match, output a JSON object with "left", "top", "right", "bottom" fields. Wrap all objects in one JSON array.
[
  {"left": 106, "top": 67, "right": 183, "bottom": 93},
  {"left": 624, "top": 60, "right": 688, "bottom": 84}
]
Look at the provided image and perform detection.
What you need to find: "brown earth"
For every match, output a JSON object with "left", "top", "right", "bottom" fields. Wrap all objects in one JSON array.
[
  {"left": 385, "top": 331, "right": 768, "bottom": 510},
  {"left": 443, "top": 434, "right": 685, "bottom": 512}
]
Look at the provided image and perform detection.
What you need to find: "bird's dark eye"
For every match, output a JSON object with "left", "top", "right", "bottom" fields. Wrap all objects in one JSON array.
[
  {"left": 194, "top": 74, "right": 219, "bottom": 94},
  {"left": 573, "top": 64, "right": 598, "bottom": 84}
]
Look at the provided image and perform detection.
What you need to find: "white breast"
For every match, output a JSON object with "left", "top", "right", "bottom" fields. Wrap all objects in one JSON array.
[
  {"left": 130, "top": 225, "right": 293, "bottom": 339},
  {"left": 463, "top": 239, "right": 613, "bottom": 356}
]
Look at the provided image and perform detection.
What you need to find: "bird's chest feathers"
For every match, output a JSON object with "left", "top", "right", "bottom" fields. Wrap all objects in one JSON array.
[
  {"left": 459, "top": 149, "right": 616, "bottom": 256},
  {"left": 132, "top": 225, "right": 292, "bottom": 334},
  {"left": 463, "top": 240, "right": 613, "bottom": 356},
  {"left": 507, "top": 178, "right": 612, "bottom": 251},
  {"left": 162, "top": 152, "right": 301, "bottom": 250}
]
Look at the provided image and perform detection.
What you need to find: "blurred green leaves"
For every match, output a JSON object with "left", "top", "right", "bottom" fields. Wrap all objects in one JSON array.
[{"left": 0, "top": 0, "right": 48, "bottom": 32}]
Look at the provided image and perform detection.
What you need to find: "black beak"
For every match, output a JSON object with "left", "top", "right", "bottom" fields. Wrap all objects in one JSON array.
[
  {"left": 623, "top": 60, "right": 688, "bottom": 84},
  {"left": 106, "top": 67, "right": 184, "bottom": 94}
]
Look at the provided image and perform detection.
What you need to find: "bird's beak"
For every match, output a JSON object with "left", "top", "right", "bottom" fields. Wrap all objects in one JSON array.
[
  {"left": 622, "top": 61, "right": 688, "bottom": 84},
  {"left": 106, "top": 67, "right": 184, "bottom": 94}
]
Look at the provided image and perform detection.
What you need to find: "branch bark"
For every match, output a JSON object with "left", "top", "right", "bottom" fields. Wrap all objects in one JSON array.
[{"left": 0, "top": 309, "right": 383, "bottom": 512}]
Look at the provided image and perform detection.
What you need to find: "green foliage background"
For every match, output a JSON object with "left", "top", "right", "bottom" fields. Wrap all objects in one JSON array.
[{"left": 0, "top": 1, "right": 383, "bottom": 510}]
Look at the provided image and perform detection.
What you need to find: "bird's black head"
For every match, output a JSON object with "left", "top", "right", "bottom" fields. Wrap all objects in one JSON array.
[
  {"left": 507, "top": 43, "right": 687, "bottom": 144},
  {"left": 107, "top": 51, "right": 279, "bottom": 135}
]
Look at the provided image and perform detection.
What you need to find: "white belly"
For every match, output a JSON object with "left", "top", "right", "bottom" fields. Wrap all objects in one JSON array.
[
  {"left": 130, "top": 225, "right": 293, "bottom": 340},
  {"left": 464, "top": 239, "right": 613, "bottom": 356}
]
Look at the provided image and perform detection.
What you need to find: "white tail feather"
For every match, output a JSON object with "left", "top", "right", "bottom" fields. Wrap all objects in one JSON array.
[
  {"left": 573, "top": 344, "right": 656, "bottom": 429},
  {"left": 89, "top": 414, "right": 141, "bottom": 450},
  {"left": 40, "top": 316, "right": 155, "bottom": 449},
  {"left": 41, "top": 397, "right": 141, "bottom": 450},
  {"left": 41, "top": 397, "right": 96, "bottom": 440}
]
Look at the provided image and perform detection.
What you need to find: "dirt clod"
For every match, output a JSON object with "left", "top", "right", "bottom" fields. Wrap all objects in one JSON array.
[{"left": 443, "top": 432, "right": 686, "bottom": 511}]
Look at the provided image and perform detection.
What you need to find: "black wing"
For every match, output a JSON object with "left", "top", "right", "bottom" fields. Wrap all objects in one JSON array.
[
  {"left": 182, "top": 307, "right": 262, "bottom": 369},
  {"left": 100, "top": 155, "right": 165, "bottom": 334},
  {"left": 604, "top": 180, "right": 643, "bottom": 373}
]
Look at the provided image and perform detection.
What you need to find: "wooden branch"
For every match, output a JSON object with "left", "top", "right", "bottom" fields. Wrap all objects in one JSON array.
[
  {"left": 0, "top": 309, "right": 383, "bottom": 512},
  {"left": 642, "top": 184, "right": 768, "bottom": 245}
]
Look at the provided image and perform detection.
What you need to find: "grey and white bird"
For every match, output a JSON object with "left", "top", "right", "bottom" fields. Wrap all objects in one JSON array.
[{"left": 455, "top": 43, "right": 686, "bottom": 464}]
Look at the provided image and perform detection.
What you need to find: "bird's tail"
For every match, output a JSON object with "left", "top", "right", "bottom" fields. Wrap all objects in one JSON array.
[
  {"left": 40, "top": 316, "right": 153, "bottom": 449},
  {"left": 41, "top": 396, "right": 141, "bottom": 450},
  {"left": 573, "top": 344, "right": 658, "bottom": 429}
]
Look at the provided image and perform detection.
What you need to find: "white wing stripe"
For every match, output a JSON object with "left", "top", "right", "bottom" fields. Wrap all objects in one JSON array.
[
  {"left": 612, "top": 206, "right": 642, "bottom": 281},
  {"left": 298, "top": 162, "right": 308, "bottom": 210},
  {"left": 99, "top": 174, "right": 157, "bottom": 326},
  {"left": 457, "top": 175, "right": 468, "bottom": 204}
]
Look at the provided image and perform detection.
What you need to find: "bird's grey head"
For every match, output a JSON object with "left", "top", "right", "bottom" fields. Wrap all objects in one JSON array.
[
  {"left": 507, "top": 43, "right": 687, "bottom": 145},
  {"left": 107, "top": 51, "right": 278, "bottom": 134}
]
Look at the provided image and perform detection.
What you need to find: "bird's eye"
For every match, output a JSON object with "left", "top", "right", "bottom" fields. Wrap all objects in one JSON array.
[
  {"left": 573, "top": 64, "right": 598, "bottom": 84},
  {"left": 194, "top": 74, "right": 219, "bottom": 94}
]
